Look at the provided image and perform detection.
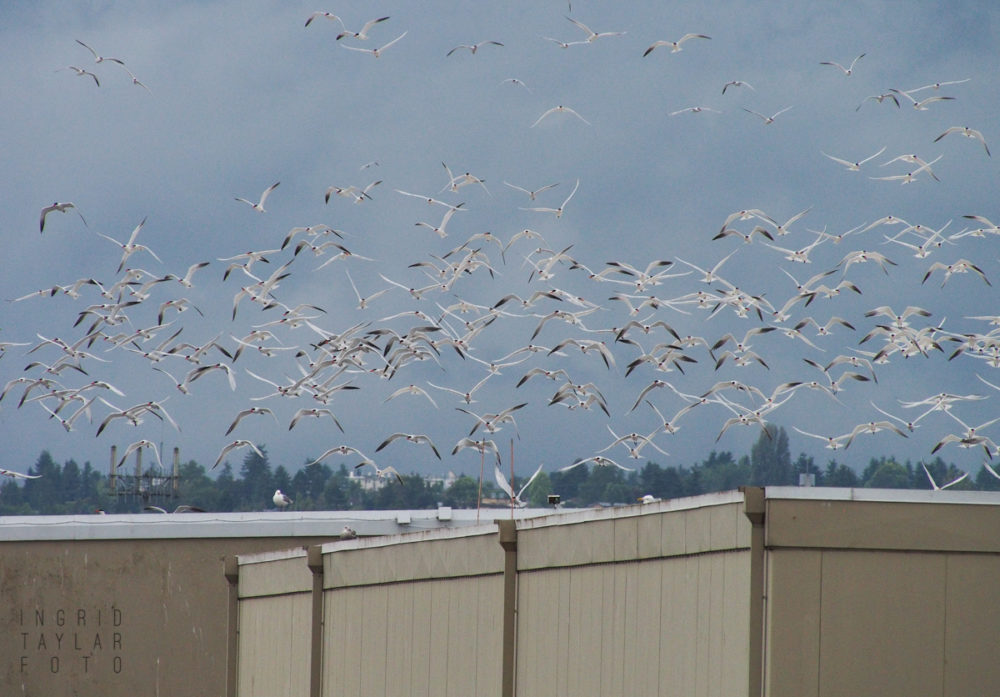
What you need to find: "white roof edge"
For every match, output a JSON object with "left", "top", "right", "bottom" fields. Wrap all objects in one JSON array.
[
  {"left": 320, "top": 518, "right": 503, "bottom": 553},
  {"left": 238, "top": 546, "right": 309, "bottom": 566},
  {"left": 515, "top": 489, "right": 746, "bottom": 531},
  {"left": 0, "top": 508, "right": 555, "bottom": 542},
  {"left": 764, "top": 486, "right": 1000, "bottom": 505}
]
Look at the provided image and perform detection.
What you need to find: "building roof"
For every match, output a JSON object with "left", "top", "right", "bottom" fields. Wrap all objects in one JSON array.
[{"left": 0, "top": 507, "right": 555, "bottom": 541}]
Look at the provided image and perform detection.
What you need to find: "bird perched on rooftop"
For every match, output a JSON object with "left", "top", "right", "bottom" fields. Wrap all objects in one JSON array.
[{"left": 273, "top": 489, "right": 292, "bottom": 508}]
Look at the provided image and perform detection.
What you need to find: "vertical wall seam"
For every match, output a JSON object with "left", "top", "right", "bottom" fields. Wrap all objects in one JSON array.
[
  {"left": 307, "top": 545, "right": 324, "bottom": 697},
  {"left": 741, "top": 486, "right": 766, "bottom": 697},
  {"left": 498, "top": 519, "right": 518, "bottom": 697},
  {"left": 223, "top": 555, "right": 240, "bottom": 697}
]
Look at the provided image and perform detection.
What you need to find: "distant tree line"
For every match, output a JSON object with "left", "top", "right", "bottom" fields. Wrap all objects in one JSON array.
[{"left": 1, "top": 427, "right": 995, "bottom": 515}]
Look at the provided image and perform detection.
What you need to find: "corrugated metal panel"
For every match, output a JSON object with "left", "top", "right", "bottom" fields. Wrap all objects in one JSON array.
[
  {"left": 515, "top": 551, "right": 750, "bottom": 697},
  {"left": 238, "top": 551, "right": 311, "bottom": 598},
  {"left": 818, "top": 550, "right": 946, "bottom": 697},
  {"left": 943, "top": 554, "right": 1000, "bottom": 695},
  {"left": 320, "top": 574, "right": 502, "bottom": 697},
  {"left": 766, "top": 498, "right": 1000, "bottom": 553},
  {"left": 384, "top": 583, "right": 413, "bottom": 697},
  {"left": 237, "top": 593, "right": 311, "bottom": 697},
  {"left": 518, "top": 500, "right": 750, "bottom": 572},
  {"left": 765, "top": 546, "right": 1000, "bottom": 697},
  {"left": 764, "top": 549, "right": 822, "bottom": 697},
  {"left": 324, "top": 528, "right": 501, "bottom": 588},
  {"left": 359, "top": 585, "right": 389, "bottom": 697}
]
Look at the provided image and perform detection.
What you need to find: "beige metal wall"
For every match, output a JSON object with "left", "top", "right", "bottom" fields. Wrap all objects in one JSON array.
[
  {"left": 226, "top": 489, "right": 1000, "bottom": 697},
  {"left": 320, "top": 529, "right": 504, "bottom": 697},
  {"left": 0, "top": 535, "right": 333, "bottom": 697},
  {"left": 231, "top": 492, "right": 753, "bottom": 697},
  {"left": 514, "top": 497, "right": 751, "bottom": 697},
  {"left": 237, "top": 550, "right": 314, "bottom": 697},
  {"left": 762, "top": 494, "right": 1000, "bottom": 697}
]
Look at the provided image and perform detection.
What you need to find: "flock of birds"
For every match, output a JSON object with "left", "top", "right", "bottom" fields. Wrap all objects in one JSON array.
[{"left": 4, "top": 7, "right": 999, "bottom": 503}]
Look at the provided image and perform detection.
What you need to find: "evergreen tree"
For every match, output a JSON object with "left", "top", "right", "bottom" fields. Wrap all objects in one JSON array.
[
  {"left": 699, "top": 451, "right": 750, "bottom": 492},
  {"left": 550, "top": 462, "right": 589, "bottom": 501},
  {"left": 441, "top": 475, "right": 480, "bottom": 507},
  {"left": 239, "top": 446, "right": 274, "bottom": 510},
  {"left": 822, "top": 459, "right": 859, "bottom": 487},
  {"left": 750, "top": 426, "right": 792, "bottom": 485},
  {"left": 578, "top": 464, "right": 626, "bottom": 504},
  {"left": 524, "top": 471, "right": 552, "bottom": 507},
  {"left": 863, "top": 458, "right": 911, "bottom": 488},
  {"left": 638, "top": 462, "right": 685, "bottom": 500},
  {"left": 23, "top": 451, "right": 61, "bottom": 511}
]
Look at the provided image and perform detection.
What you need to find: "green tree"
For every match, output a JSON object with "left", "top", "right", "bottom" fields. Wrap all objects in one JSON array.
[
  {"left": 578, "top": 464, "right": 626, "bottom": 504},
  {"left": 525, "top": 471, "right": 552, "bottom": 507},
  {"left": 863, "top": 458, "right": 911, "bottom": 488},
  {"left": 639, "top": 462, "right": 685, "bottom": 500},
  {"left": 550, "top": 462, "right": 589, "bottom": 501},
  {"left": 821, "top": 460, "right": 859, "bottom": 487},
  {"left": 699, "top": 451, "right": 750, "bottom": 492},
  {"left": 750, "top": 426, "right": 792, "bottom": 485},
  {"left": 239, "top": 446, "right": 274, "bottom": 510},
  {"left": 177, "top": 460, "right": 220, "bottom": 510},
  {"left": 23, "top": 451, "right": 62, "bottom": 511},
  {"left": 323, "top": 465, "right": 363, "bottom": 509},
  {"left": 442, "top": 475, "right": 481, "bottom": 508}
]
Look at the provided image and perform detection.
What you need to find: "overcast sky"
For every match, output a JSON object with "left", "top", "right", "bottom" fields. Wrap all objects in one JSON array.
[{"left": 2, "top": 1, "right": 998, "bottom": 487}]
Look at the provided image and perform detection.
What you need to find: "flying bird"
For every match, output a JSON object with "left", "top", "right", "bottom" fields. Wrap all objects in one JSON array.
[
  {"left": 542, "top": 36, "right": 589, "bottom": 49},
  {"left": 669, "top": 106, "right": 721, "bottom": 116},
  {"left": 922, "top": 463, "right": 968, "bottom": 490},
  {"left": 531, "top": 105, "right": 590, "bottom": 128},
  {"left": 820, "top": 53, "right": 865, "bottom": 76},
  {"left": 494, "top": 462, "right": 545, "bottom": 507},
  {"left": 213, "top": 440, "right": 263, "bottom": 469},
  {"left": 558, "top": 455, "right": 633, "bottom": 472},
  {"left": 503, "top": 181, "right": 559, "bottom": 200},
  {"left": 95, "top": 216, "right": 162, "bottom": 272},
  {"left": 643, "top": 34, "right": 711, "bottom": 56},
  {"left": 742, "top": 106, "right": 793, "bottom": 124},
  {"left": 224, "top": 407, "right": 278, "bottom": 436},
  {"left": 40, "top": 202, "right": 86, "bottom": 232},
  {"left": 307, "top": 445, "right": 372, "bottom": 467},
  {"left": 355, "top": 462, "right": 404, "bottom": 484},
  {"left": 820, "top": 146, "right": 887, "bottom": 171},
  {"left": 117, "top": 440, "right": 163, "bottom": 469},
  {"left": 75, "top": 39, "right": 124, "bottom": 65},
  {"left": 0, "top": 468, "right": 42, "bottom": 480},
  {"left": 304, "top": 11, "right": 343, "bottom": 28},
  {"left": 722, "top": 80, "right": 755, "bottom": 94},
  {"left": 889, "top": 89, "right": 955, "bottom": 111},
  {"left": 234, "top": 181, "right": 280, "bottom": 212},
  {"left": 340, "top": 31, "right": 407, "bottom": 57},
  {"left": 565, "top": 16, "right": 626, "bottom": 42},
  {"left": 288, "top": 408, "right": 345, "bottom": 432},
  {"left": 121, "top": 65, "right": 151, "bottom": 92},
  {"left": 59, "top": 65, "right": 100, "bottom": 86},
  {"left": 336, "top": 16, "right": 390, "bottom": 40},
  {"left": 520, "top": 179, "right": 580, "bottom": 217},
  {"left": 375, "top": 432, "right": 442, "bottom": 459},
  {"left": 934, "top": 126, "right": 990, "bottom": 157},
  {"left": 856, "top": 92, "right": 900, "bottom": 110},
  {"left": 447, "top": 40, "right": 504, "bottom": 56}
]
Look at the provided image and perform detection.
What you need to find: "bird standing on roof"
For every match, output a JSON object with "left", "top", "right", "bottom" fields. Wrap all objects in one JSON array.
[{"left": 273, "top": 489, "right": 292, "bottom": 508}]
